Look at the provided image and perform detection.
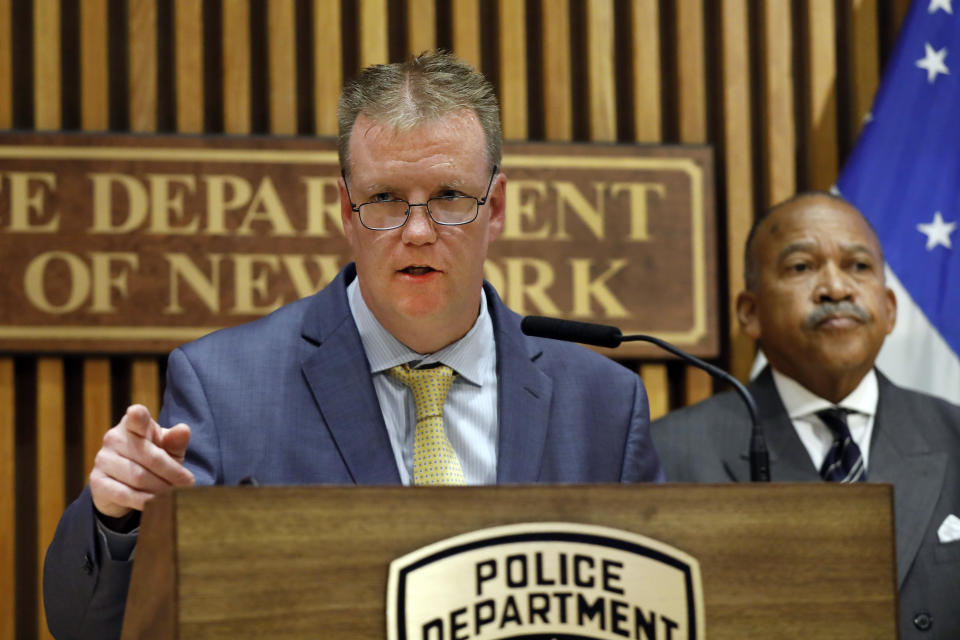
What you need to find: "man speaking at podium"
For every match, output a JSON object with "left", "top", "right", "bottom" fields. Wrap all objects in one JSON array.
[
  {"left": 43, "top": 51, "right": 663, "bottom": 639},
  {"left": 652, "top": 192, "right": 960, "bottom": 638}
]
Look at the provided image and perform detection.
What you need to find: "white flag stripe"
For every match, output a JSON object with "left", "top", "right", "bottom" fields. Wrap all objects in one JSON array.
[{"left": 876, "top": 267, "right": 960, "bottom": 404}]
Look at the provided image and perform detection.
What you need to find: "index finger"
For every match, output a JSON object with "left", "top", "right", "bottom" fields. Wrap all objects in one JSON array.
[{"left": 122, "top": 404, "right": 159, "bottom": 441}]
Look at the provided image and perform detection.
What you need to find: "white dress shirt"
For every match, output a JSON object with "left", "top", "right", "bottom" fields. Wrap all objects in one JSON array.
[
  {"left": 771, "top": 368, "right": 879, "bottom": 472},
  {"left": 347, "top": 279, "right": 499, "bottom": 484}
]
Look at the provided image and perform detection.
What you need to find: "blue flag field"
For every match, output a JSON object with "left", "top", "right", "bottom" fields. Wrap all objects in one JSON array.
[{"left": 836, "top": 0, "right": 960, "bottom": 405}]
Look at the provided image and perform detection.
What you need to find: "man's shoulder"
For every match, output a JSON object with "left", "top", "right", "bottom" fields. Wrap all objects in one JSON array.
[
  {"left": 493, "top": 319, "right": 638, "bottom": 388},
  {"left": 484, "top": 287, "right": 638, "bottom": 382},
  {"left": 649, "top": 387, "right": 755, "bottom": 482},
  {"left": 539, "top": 337, "right": 639, "bottom": 386},
  {"left": 882, "top": 376, "right": 960, "bottom": 410},
  {"left": 652, "top": 388, "right": 750, "bottom": 434},
  {"left": 177, "top": 268, "right": 351, "bottom": 359},
  {"left": 879, "top": 375, "right": 960, "bottom": 437},
  {"left": 178, "top": 294, "right": 315, "bottom": 354}
]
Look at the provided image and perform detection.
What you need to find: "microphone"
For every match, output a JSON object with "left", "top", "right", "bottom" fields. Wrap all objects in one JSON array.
[{"left": 521, "top": 315, "right": 770, "bottom": 482}]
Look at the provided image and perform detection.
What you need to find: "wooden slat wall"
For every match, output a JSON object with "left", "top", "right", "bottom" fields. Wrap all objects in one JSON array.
[
  {"left": 176, "top": 0, "right": 205, "bottom": 134},
  {"left": 223, "top": 0, "right": 251, "bottom": 134},
  {"left": 0, "top": 358, "right": 14, "bottom": 640},
  {"left": 0, "top": 1, "right": 13, "bottom": 636},
  {"left": 631, "top": 0, "right": 668, "bottom": 418},
  {"left": 451, "top": 0, "right": 481, "bottom": 69},
  {"left": 499, "top": 0, "right": 528, "bottom": 140},
  {"left": 77, "top": 1, "right": 113, "bottom": 633},
  {"left": 847, "top": 0, "right": 880, "bottom": 148},
  {"left": 0, "top": 2, "right": 908, "bottom": 637},
  {"left": 542, "top": 0, "right": 571, "bottom": 140},
  {"left": 674, "top": 0, "right": 713, "bottom": 406},
  {"left": 32, "top": 2, "right": 61, "bottom": 637},
  {"left": 313, "top": 0, "right": 341, "bottom": 135},
  {"left": 760, "top": 0, "right": 798, "bottom": 207},
  {"left": 269, "top": 0, "right": 297, "bottom": 136},
  {"left": 721, "top": 0, "right": 757, "bottom": 384},
  {"left": 359, "top": 0, "right": 388, "bottom": 67}
]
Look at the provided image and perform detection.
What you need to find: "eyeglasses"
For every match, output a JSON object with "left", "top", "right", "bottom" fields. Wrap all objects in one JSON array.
[{"left": 342, "top": 165, "right": 499, "bottom": 231}]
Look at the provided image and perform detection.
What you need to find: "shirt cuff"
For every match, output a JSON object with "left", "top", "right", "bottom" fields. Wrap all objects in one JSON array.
[{"left": 94, "top": 512, "right": 141, "bottom": 562}]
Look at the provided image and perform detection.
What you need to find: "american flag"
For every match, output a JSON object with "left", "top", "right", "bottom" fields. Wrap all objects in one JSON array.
[{"left": 835, "top": 0, "right": 960, "bottom": 404}]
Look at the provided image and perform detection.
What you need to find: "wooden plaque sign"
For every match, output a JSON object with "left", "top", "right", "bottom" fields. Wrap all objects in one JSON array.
[{"left": 0, "top": 133, "right": 715, "bottom": 357}]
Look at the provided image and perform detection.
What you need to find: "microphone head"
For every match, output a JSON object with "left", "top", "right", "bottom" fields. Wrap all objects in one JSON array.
[{"left": 521, "top": 316, "right": 623, "bottom": 348}]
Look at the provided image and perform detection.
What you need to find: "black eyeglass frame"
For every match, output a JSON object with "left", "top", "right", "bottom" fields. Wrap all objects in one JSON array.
[{"left": 341, "top": 165, "right": 499, "bottom": 231}]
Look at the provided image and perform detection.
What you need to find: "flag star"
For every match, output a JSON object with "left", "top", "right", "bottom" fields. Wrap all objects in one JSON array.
[
  {"left": 917, "top": 212, "right": 956, "bottom": 250},
  {"left": 862, "top": 111, "right": 873, "bottom": 124},
  {"left": 916, "top": 43, "right": 950, "bottom": 83},
  {"left": 929, "top": 0, "right": 953, "bottom": 14}
]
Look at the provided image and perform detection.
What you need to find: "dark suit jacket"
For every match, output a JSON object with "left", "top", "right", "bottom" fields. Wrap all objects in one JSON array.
[
  {"left": 44, "top": 263, "right": 663, "bottom": 639},
  {"left": 651, "top": 367, "right": 960, "bottom": 639}
]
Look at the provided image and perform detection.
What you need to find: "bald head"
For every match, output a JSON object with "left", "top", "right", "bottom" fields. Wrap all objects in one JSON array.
[
  {"left": 735, "top": 190, "right": 896, "bottom": 402},
  {"left": 744, "top": 191, "right": 885, "bottom": 291}
]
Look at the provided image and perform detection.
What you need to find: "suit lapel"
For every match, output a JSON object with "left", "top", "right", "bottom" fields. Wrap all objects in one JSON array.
[
  {"left": 487, "top": 286, "right": 553, "bottom": 484},
  {"left": 300, "top": 266, "right": 402, "bottom": 485},
  {"left": 868, "top": 374, "right": 946, "bottom": 588},
  {"left": 743, "top": 371, "right": 945, "bottom": 587},
  {"left": 297, "top": 275, "right": 561, "bottom": 485},
  {"left": 729, "top": 370, "right": 822, "bottom": 482}
]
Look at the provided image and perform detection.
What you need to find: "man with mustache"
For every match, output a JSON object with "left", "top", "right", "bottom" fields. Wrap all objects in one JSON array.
[
  {"left": 43, "top": 51, "right": 663, "bottom": 639},
  {"left": 651, "top": 191, "right": 960, "bottom": 638}
]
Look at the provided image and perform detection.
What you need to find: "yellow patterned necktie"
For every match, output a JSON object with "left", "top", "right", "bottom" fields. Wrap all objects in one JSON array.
[{"left": 388, "top": 363, "right": 465, "bottom": 485}]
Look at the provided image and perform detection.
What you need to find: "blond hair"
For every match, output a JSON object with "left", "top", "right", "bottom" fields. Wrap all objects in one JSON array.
[{"left": 337, "top": 50, "right": 502, "bottom": 174}]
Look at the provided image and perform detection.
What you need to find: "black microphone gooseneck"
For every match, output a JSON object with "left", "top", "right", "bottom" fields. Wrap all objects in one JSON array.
[{"left": 520, "top": 315, "right": 770, "bottom": 482}]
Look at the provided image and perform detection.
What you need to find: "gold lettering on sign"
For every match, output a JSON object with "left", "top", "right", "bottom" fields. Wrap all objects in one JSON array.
[
  {"left": 502, "top": 180, "right": 549, "bottom": 240},
  {"left": 147, "top": 174, "right": 199, "bottom": 234},
  {"left": 89, "top": 173, "right": 149, "bottom": 233},
  {"left": 570, "top": 258, "right": 629, "bottom": 318},
  {"left": 90, "top": 252, "right": 139, "bottom": 312},
  {"left": 281, "top": 255, "right": 341, "bottom": 298},
  {"left": 5, "top": 171, "right": 59, "bottom": 232},
  {"left": 554, "top": 181, "right": 605, "bottom": 241},
  {"left": 0, "top": 137, "right": 714, "bottom": 356},
  {"left": 610, "top": 182, "right": 664, "bottom": 241},
  {"left": 303, "top": 177, "right": 345, "bottom": 237},
  {"left": 24, "top": 251, "right": 90, "bottom": 313},
  {"left": 236, "top": 177, "right": 296, "bottom": 236},
  {"left": 502, "top": 180, "right": 664, "bottom": 243},
  {"left": 23, "top": 251, "right": 139, "bottom": 313},
  {"left": 204, "top": 175, "right": 253, "bottom": 235},
  {"left": 164, "top": 253, "right": 342, "bottom": 316},
  {"left": 231, "top": 254, "right": 283, "bottom": 314},
  {"left": 485, "top": 258, "right": 561, "bottom": 316},
  {"left": 165, "top": 253, "right": 223, "bottom": 313}
]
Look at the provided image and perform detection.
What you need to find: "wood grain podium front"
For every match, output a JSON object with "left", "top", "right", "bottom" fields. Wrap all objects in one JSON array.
[{"left": 120, "top": 484, "right": 897, "bottom": 639}]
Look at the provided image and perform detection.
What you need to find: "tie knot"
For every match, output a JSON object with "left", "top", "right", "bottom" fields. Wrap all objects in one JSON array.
[
  {"left": 817, "top": 407, "right": 867, "bottom": 482},
  {"left": 816, "top": 407, "right": 853, "bottom": 437},
  {"left": 389, "top": 363, "right": 457, "bottom": 421}
]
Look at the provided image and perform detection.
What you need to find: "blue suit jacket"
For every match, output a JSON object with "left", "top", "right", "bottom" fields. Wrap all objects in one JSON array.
[{"left": 44, "top": 264, "right": 663, "bottom": 639}]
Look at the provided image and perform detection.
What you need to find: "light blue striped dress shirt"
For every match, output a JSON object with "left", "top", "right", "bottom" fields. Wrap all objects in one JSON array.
[{"left": 346, "top": 279, "right": 499, "bottom": 485}]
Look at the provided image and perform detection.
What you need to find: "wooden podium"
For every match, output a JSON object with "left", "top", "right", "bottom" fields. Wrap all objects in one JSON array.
[{"left": 121, "top": 484, "right": 898, "bottom": 639}]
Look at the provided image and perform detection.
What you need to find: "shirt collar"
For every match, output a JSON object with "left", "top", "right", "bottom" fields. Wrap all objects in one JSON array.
[
  {"left": 346, "top": 278, "right": 492, "bottom": 386},
  {"left": 771, "top": 368, "right": 879, "bottom": 420}
]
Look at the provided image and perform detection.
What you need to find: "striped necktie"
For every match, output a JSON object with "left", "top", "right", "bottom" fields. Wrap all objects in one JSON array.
[
  {"left": 817, "top": 408, "right": 867, "bottom": 483},
  {"left": 389, "top": 363, "right": 465, "bottom": 485}
]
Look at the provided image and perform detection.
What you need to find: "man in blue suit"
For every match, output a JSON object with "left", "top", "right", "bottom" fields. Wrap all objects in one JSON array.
[{"left": 43, "top": 51, "right": 663, "bottom": 639}]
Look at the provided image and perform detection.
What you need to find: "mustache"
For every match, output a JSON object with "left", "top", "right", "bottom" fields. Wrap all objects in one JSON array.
[{"left": 805, "top": 301, "right": 870, "bottom": 328}]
